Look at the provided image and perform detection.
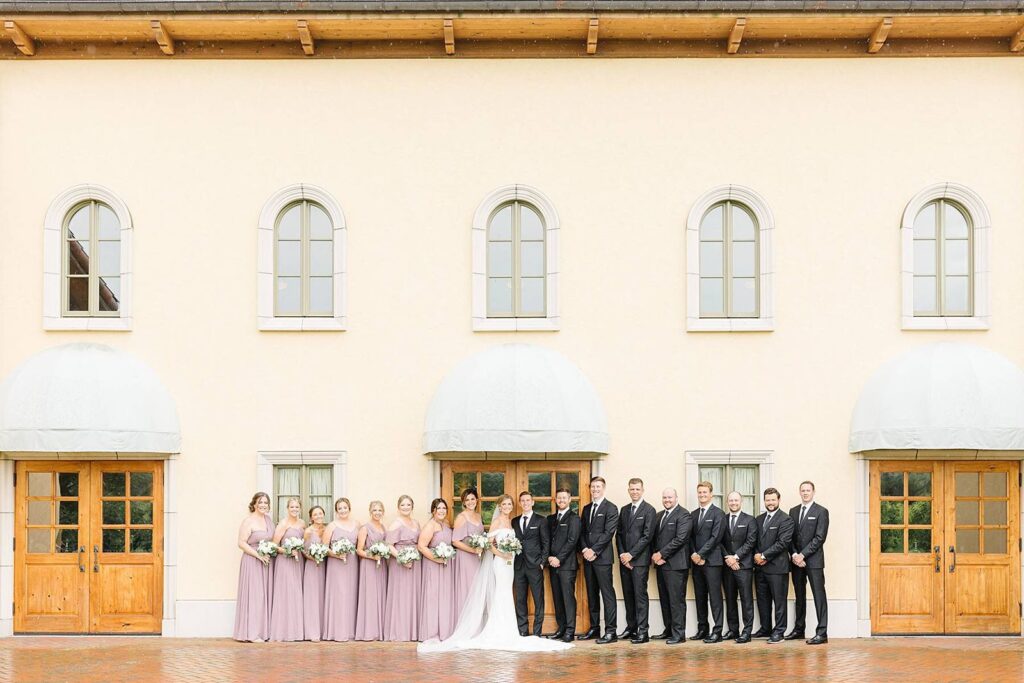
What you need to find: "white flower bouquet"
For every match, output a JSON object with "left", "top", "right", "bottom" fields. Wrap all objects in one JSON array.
[
  {"left": 367, "top": 541, "right": 391, "bottom": 567},
  {"left": 308, "top": 542, "right": 330, "bottom": 565},
  {"left": 432, "top": 542, "right": 457, "bottom": 565},
  {"left": 397, "top": 546, "right": 422, "bottom": 567},
  {"left": 331, "top": 538, "right": 357, "bottom": 560},
  {"left": 256, "top": 540, "right": 279, "bottom": 558},
  {"left": 466, "top": 533, "right": 490, "bottom": 554},
  {"left": 496, "top": 536, "right": 523, "bottom": 566},
  {"left": 281, "top": 536, "right": 305, "bottom": 561}
]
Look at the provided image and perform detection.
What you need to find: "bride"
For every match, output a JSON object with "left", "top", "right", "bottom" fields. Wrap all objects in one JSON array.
[{"left": 418, "top": 494, "right": 573, "bottom": 653}]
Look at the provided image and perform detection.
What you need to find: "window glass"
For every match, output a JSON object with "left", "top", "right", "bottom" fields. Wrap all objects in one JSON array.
[
  {"left": 698, "top": 201, "right": 759, "bottom": 318},
  {"left": 486, "top": 200, "right": 546, "bottom": 318},
  {"left": 63, "top": 201, "right": 120, "bottom": 317},
  {"left": 913, "top": 199, "right": 972, "bottom": 317},
  {"left": 274, "top": 201, "right": 333, "bottom": 317}
]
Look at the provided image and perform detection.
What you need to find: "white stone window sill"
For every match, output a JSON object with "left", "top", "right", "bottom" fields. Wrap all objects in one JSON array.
[
  {"left": 258, "top": 316, "right": 347, "bottom": 331},
  {"left": 44, "top": 316, "right": 133, "bottom": 331},
  {"left": 901, "top": 316, "right": 989, "bottom": 331},
  {"left": 473, "top": 316, "right": 560, "bottom": 332},
  {"left": 687, "top": 317, "right": 774, "bottom": 332}
]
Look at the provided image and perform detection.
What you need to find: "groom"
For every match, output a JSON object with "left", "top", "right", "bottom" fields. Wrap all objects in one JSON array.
[{"left": 513, "top": 491, "right": 550, "bottom": 636}]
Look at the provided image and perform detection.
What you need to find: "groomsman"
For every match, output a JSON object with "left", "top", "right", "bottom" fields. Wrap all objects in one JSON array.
[
  {"left": 689, "top": 481, "right": 727, "bottom": 643},
  {"left": 753, "top": 487, "right": 795, "bottom": 643},
  {"left": 787, "top": 481, "right": 830, "bottom": 645},
  {"left": 512, "top": 491, "right": 550, "bottom": 636},
  {"left": 721, "top": 491, "right": 757, "bottom": 643},
  {"left": 546, "top": 488, "right": 581, "bottom": 643},
  {"left": 651, "top": 487, "right": 692, "bottom": 645},
  {"left": 617, "top": 478, "right": 656, "bottom": 644},
  {"left": 578, "top": 476, "right": 619, "bottom": 643}
]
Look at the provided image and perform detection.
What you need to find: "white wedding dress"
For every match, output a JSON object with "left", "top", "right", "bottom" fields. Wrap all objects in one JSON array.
[{"left": 417, "top": 528, "right": 573, "bottom": 653}]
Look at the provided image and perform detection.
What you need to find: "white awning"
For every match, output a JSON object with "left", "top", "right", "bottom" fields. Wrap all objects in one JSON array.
[
  {"left": 0, "top": 343, "right": 181, "bottom": 454},
  {"left": 423, "top": 344, "right": 609, "bottom": 455},
  {"left": 849, "top": 342, "right": 1024, "bottom": 453}
]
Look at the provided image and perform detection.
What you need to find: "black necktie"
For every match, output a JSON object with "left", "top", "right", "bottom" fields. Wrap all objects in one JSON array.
[
  {"left": 698, "top": 507, "right": 706, "bottom": 525},
  {"left": 522, "top": 515, "right": 528, "bottom": 532},
  {"left": 800, "top": 506, "right": 807, "bottom": 524},
  {"left": 730, "top": 514, "right": 736, "bottom": 532},
  {"left": 590, "top": 502, "right": 598, "bottom": 524}
]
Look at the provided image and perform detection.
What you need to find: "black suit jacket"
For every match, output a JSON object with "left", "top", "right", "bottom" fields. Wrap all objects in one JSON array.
[
  {"left": 547, "top": 509, "right": 581, "bottom": 572},
  {"left": 788, "top": 502, "right": 829, "bottom": 569},
  {"left": 512, "top": 512, "right": 550, "bottom": 570},
  {"left": 755, "top": 510, "right": 795, "bottom": 575},
  {"left": 653, "top": 506, "right": 692, "bottom": 571},
  {"left": 690, "top": 504, "right": 727, "bottom": 566},
  {"left": 722, "top": 511, "right": 757, "bottom": 570},
  {"left": 616, "top": 500, "right": 656, "bottom": 566},
  {"left": 579, "top": 499, "right": 619, "bottom": 566}
]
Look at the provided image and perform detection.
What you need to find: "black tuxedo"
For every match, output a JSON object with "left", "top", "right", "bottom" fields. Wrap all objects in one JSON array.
[
  {"left": 579, "top": 498, "right": 619, "bottom": 634},
  {"left": 512, "top": 511, "right": 550, "bottom": 635},
  {"left": 547, "top": 509, "right": 581, "bottom": 636},
  {"left": 721, "top": 510, "right": 757, "bottom": 636},
  {"left": 617, "top": 500, "right": 656, "bottom": 636},
  {"left": 690, "top": 504, "right": 727, "bottom": 636},
  {"left": 652, "top": 506, "right": 692, "bottom": 640},
  {"left": 789, "top": 502, "right": 829, "bottom": 637},
  {"left": 754, "top": 509, "right": 795, "bottom": 637}
]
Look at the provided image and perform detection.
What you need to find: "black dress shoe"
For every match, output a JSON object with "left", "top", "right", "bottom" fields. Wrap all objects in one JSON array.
[
  {"left": 735, "top": 634, "right": 751, "bottom": 644},
  {"left": 630, "top": 634, "right": 650, "bottom": 644},
  {"left": 688, "top": 630, "right": 708, "bottom": 641},
  {"left": 545, "top": 630, "right": 565, "bottom": 640},
  {"left": 806, "top": 635, "right": 828, "bottom": 645},
  {"left": 666, "top": 637, "right": 684, "bottom": 645},
  {"left": 561, "top": 633, "right": 575, "bottom": 643},
  {"left": 703, "top": 633, "right": 722, "bottom": 643},
  {"left": 596, "top": 634, "right": 618, "bottom": 645},
  {"left": 767, "top": 634, "right": 783, "bottom": 644},
  {"left": 650, "top": 631, "right": 670, "bottom": 640},
  {"left": 783, "top": 630, "right": 805, "bottom": 641},
  {"left": 576, "top": 629, "right": 599, "bottom": 640},
  {"left": 519, "top": 631, "right": 529, "bottom": 637},
  {"left": 751, "top": 630, "right": 771, "bottom": 639},
  {"left": 617, "top": 629, "right": 636, "bottom": 640},
  {"left": 723, "top": 631, "right": 738, "bottom": 640}
]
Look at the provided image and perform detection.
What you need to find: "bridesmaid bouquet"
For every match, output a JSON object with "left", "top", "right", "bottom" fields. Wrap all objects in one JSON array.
[
  {"left": 496, "top": 536, "right": 523, "bottom": 566},
  {"left": 308, "top": 542, "right": 330, "bottom": 565},
  {"left": 256, "top": 540, "right": 279, "bottom": 558},
  {"left": 367, "top": 541, "right": 391, "bottom": 567},
  {"left": 396, "top": 547, "right": 422, "bottom": 567},
  {"left": 466, "top": 534, "right": 489, "bottom": 555},
  {"left": 331, "top": 538, "right": 357, "bottom": 562},
  {"left": 432, "top": 542, "right": 457, "bottom": 566},
  {"left": 281, "top": 537, "right": 306, "bottom": 561}
]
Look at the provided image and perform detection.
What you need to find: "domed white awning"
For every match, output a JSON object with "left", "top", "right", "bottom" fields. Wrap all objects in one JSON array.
[
  {"left": 424, "top": 344, "right": 609, "bottom": 455},
  {"left": 0, "top": 343, "right": 181, "bottom": 454},
  {"left": 849, "top": 342, "right": 1024, "bottom": 453}
]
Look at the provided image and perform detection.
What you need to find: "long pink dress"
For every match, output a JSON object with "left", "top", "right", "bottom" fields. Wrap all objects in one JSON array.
[
  {"left": 269, "top": 526, "right": 305, "bottom": 641},
  {"left": 323, "top": 525, "right": 359, "bottom": 642},
  {"left": 452, "top": 517, "right": 485, "bottom": 619},
  {"left": 302, "top": 530, "right": 327, "bottom": 641},
  {"left": 233, "top": 514, "right": 274, "bottom": 641},
  {"left": 354, "top": 524, "right": 388, "bottom": 641},
  {"left": 383, "top": 521, "right": 421, "bottom": 642},
  {"left": 418, "top": 525, "right": 457, "bottom": 642}
]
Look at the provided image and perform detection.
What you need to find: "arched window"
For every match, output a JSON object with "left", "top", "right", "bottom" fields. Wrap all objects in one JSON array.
[
  {"left": 274, "top": 200, "right": 333, "bottom": 317},
  {"left": 63, "top": 200, "right": 121, "bottom": 316},
  {"left": 486, "top": 200, "right": 546, "bottom": 318}
]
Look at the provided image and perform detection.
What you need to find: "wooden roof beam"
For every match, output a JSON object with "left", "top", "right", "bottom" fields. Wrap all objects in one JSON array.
[
  {"left": 868, "top": 17, "right": 894, "bottom": 54},
  {"left": 728, "top": 17, "right": 747, "bottom": 54},
  {"left": 297, "top": 19, "right": 314, "bottom": 56},
  {"left": 1011, "top": 24, "right": 1024, "bottom": 52},
  {"left": 587, "top": 18, "right": 599, "bottom": 55},
  {"left": 150, "top": 20, "right": 175, "bottom": 56},
  {"left": 444, "top": 18, "right": 455, "bottom": 55},
  {"left": 4, "top": 20, "right": 35, "bottom": 56}
]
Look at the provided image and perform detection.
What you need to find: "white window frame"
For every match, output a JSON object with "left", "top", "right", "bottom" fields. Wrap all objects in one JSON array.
[
  {"left": 901, "top": 182, "right": 990, "bottom": 331},
  {"left": 687, "top": 185, "right": 774, "bottom": 332},
  {"left": 472, "top": 184, "right": 560, "bottom": 332},
  {"left": 43, "top": 184, "right": 133, "bottom": 331},
  {"left": 258, "top": 184, "right": 347, "bottom": 331},
  {"left": 684, "top": 450, "right": 774, "bottom": 511},
  {"left": 256, "top": 451, "right": 347, "bottom": 519}
]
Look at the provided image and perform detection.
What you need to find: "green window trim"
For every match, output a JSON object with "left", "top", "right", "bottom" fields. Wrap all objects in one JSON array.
[{"left": 272, "top": 464, "right": 334, "bottom": 523}]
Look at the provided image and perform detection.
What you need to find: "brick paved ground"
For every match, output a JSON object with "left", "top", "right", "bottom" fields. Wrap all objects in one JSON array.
[{"left": 0, "top": 637, "right": 1020, "bottom": 683}]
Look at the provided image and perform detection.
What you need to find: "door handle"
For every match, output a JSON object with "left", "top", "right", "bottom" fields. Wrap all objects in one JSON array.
[
  {"left": 78, "top": 546, "right": 86, "bottom": 572},
  {"left": 93, "top": 544, "right": 99, "bottom": 573},
  {"left": 933, "top": 545, "right": 940, "bottom": 573},
  {"left": 948, "top": 545, "right": 956, "bottom": 573}
]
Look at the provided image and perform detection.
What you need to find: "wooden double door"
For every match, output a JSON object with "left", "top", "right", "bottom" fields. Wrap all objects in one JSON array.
[
  {"left": 14, "top": 461, "right": 164, "bottom": 634},
  {"left": 441, "top": 460, "right": 591, "bottom": 633},
  {"left": 870, "top": 460, "right": 1020, "bottom": 634}
]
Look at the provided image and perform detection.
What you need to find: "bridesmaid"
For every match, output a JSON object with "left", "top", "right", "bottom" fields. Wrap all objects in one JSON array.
[
  {"left": 233, "top": 492, "right": 274, "bottom": 642},
  {"left": 322, "top": 497, "right": 360, "bottom": 642},
  {"left": 417, "top": 498, "right": 457, "bottom": 642},
  {"left": 354, "top": 500, "right": 388, "bottom": 641},
  {"left": 269, "top": 497, "right": 306, "bottom": 641},
  {"left": 383, "top": 494, "right": 422, "bottom": 642},
  {"left": 450, "top": 487, "right": 485, "bottom": 619},
  {"left": 301, "top": 505, "right": 328, "bottom": 642}
]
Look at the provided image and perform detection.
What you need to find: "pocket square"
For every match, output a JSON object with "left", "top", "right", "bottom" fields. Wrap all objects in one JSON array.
[
  {"left": 559, "top": 523, "right": 567, "bottom": 527},
  {"left": 769, "top": 526, "right": 778, "bottom": 530},
  {"left": 598, "top": 513, "right": 604, "bottom": 517},
  {"left": 667, "top": 522, "right": 675, "bottom": 526},
  {"left": 737, "top": 524, "right": 747, "bottom": 528},
  {"left": 808, "top": 516, "right": 816, "bottom": 520}
]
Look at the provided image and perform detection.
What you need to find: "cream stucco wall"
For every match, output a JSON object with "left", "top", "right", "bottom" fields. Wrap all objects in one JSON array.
[{"left": 1, "top": 57, "right": 1023, "bottom": 632}]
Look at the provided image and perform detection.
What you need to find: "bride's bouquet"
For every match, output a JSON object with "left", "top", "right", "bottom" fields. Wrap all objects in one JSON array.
[
  {"left": 256, "top": 540, "right": 279, "bottom": 558},
  {"left": 432, "top": 542, "right": 457, "bottom": 566},
  {"left": 496, "top": 536, "right": 523, "bottom": 566},
  {"left": 331, "top": 537, "right": 356, "bottom": 562},
  {"left": 307, "top": 542, "right": 330, "bottom": 565},
  {"left": 466, "top": 533, "right": 489, "bottom": 555},
  {"left": 397, "top": 547, "right": 421, "bottom": 567},
  {"left": 367, "top": 541, "right": 391, "bottom": 567},
  {"left": 281, "top": 536, "right": 305, "bottom": 561}
]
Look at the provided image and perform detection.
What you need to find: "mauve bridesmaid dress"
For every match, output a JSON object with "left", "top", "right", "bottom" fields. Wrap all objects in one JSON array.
[
  {"left": 452, "top": 517, "right": 485, "bottom": 619},
  {"left": 302, "top": 530, "right": 327, "bottom": 641},
  {"left": 354, "top": 524, "right": 389, "bottom": 641},
  {"left": 383, "top": 522, "right": 421, "bottom": 642},
  {"left": 418, "top": 525, "right": 457, "bottom": 642},
  {"left": 269, "top": 526, "right": 305, "bottom": 641},
  {"left": 322, "top": 525, "right": 360, "bottom": 642},
  {"left": 233, "top": 514, "right": 274, "bottom": 641}
]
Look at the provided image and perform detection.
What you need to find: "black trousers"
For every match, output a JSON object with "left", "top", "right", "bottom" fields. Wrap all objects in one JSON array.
[
  {"left": 791, "top": 565, "right": 828, "bottom": 636},
  {"left": 513, "top": 564, "right": 546, "bottom": 635},
  {"left": 692, "top": 564, "right": 724, "bottom": 634},
  {"left": 548, "top": 567, "right": 578, "bottom": 635},
  {"left": 583, "top": 560, "right": 617, "bottom": 634},
  {"left": 755, "top": 569, "right": 789, "bottom": 637},
  {"left": 655, "top": 566, "right": 688, "bottom": 639},
  {"left": 619, "top": 563, "right": 651, "bottom": 635},
  {"left": 722, "top": 567, "right": 754, "bottom": 636}
]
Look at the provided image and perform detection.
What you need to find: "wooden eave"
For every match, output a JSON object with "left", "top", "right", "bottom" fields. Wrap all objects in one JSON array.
[{"left": 2, "top": 12, "right": 1024, "bottom": 58}]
